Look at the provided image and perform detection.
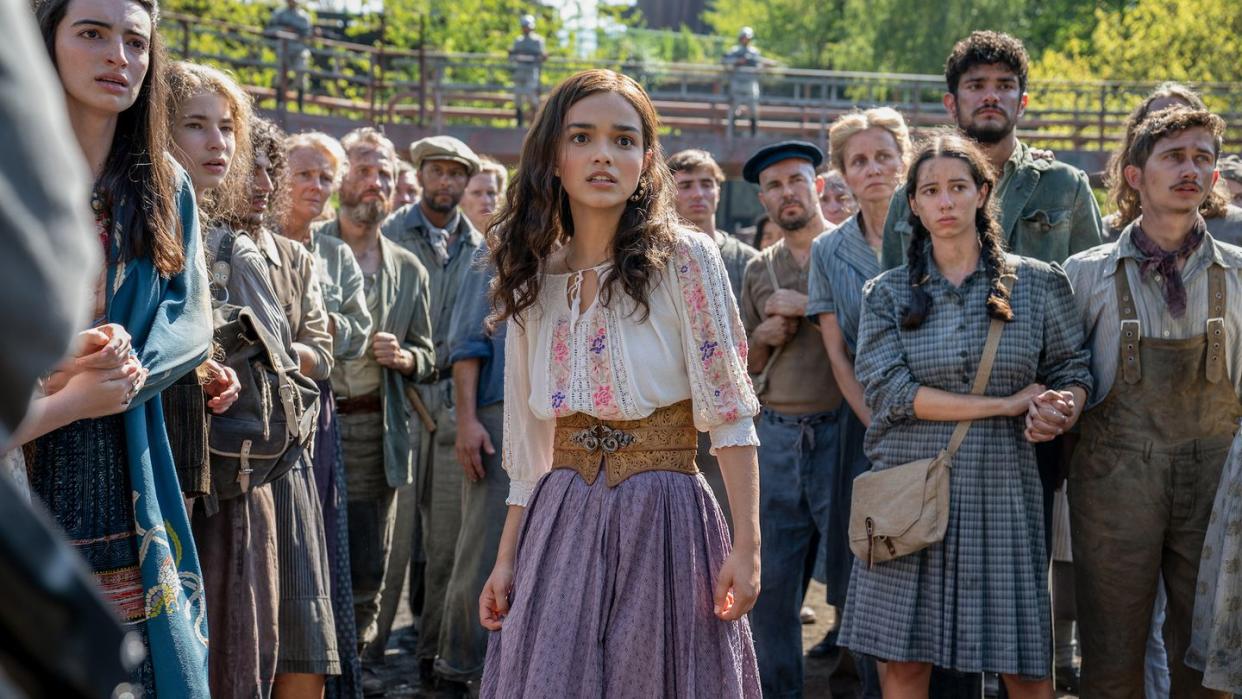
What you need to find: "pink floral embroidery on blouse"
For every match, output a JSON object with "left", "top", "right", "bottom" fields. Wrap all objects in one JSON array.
[
  {"left": 549, "top": 317, "right": 573, "bottom": 416},
  {"left": 585, "top": 313, "right": 623, "bottom": 418},
  {"left": 674, "top": 240, "right": 749, "bottom": 424}
]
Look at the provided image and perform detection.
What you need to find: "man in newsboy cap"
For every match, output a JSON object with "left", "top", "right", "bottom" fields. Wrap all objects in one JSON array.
[
  {"left": 737, "top": 140, "right": 849, "bottom": 698},
  {"left": 368, "top": 135, "right": 487, "bottom": 691}
]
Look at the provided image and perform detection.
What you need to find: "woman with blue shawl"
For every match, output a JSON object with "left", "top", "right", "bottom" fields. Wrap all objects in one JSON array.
[{"left": 21, "top": 0, "right": 213, "bottom": 695}]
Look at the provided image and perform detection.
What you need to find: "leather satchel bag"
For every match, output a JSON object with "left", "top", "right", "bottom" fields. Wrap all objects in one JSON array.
[{"left": 848, "top": 279, "right": 1010, "bottom": 567}]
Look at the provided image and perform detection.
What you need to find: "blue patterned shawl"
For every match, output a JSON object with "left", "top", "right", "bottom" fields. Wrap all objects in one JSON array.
[{"left": 104, "top": 169, "right": 212, "bottom": 697}]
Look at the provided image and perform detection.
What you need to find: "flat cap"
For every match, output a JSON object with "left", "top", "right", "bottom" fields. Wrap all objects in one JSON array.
[
  {"left": 742, "top": 140, "right": 823, "bottom": 184},
  {"left": 409, "top": 136, "right": 481, "bottom": 177},
  {"left": 1218, "top": 154, "right": 1242, "bottom": 184}
]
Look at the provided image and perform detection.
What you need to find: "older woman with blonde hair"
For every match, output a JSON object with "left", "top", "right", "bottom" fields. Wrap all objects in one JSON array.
[
  {"left": 803, "top": 106, "right": 911, "bottom": 689},
  {"left": 277, "top": 129, "right": 373, "bottom": 699}
]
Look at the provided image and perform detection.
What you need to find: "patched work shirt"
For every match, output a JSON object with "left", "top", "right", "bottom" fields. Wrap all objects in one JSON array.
[
  {"left": 740, "top": 238, "right": 843, "bottom": 414},
  {"left": 1064, "top": 222, "right": 1242, "bottom": 409},
  {"left": 881, "top": 141, "right": 1103, "bottom": 268}
]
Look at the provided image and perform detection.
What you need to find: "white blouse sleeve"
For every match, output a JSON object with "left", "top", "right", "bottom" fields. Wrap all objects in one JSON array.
[
  {"left": 501, "top": 313, "right": 556, "bottom": 506},
  {"left": 671, "top": 232, "right": 761, "bottom": 451}
]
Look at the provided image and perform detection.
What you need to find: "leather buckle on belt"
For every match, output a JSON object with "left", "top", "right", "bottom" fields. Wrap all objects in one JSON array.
[{"left": 569, "top": 424, "right": 635, "bottom": 454}]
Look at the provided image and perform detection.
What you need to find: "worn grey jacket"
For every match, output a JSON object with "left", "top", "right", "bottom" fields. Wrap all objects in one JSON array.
[
  {"left": 881, "top": 141, "right": 1103, "bottom": 268},
  {"left": 372, "top": 236, "right": 437, "bottom": 487},
  {"left": 306, "top": 219, "right": 373, "bottom": 360}
]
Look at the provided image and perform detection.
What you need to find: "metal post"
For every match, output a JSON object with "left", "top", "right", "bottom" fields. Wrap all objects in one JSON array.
[
  {"left": 276, "top": 36, "right": 289, "bottom": 128},
  {"left": 418, "top": 14, "right": 427, "bottom": 128}
]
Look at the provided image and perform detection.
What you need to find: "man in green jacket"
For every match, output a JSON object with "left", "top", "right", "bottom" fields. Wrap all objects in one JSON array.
[
  {"left": 324, "top": 128, "right": 435, "bottom": 688},
  {"left": 880, "top": 31, "right": 1102, "bottom": 270},
  {"left": 370, "top": 136, "right": 483, "bottom": 693}
]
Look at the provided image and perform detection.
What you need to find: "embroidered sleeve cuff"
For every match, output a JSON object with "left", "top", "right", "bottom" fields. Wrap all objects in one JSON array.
[
  {"left": 506, "top": 479, "right": 538, "bottom": 507},
  {"left": 709, "top": 417, "right": 759, "bottom": 454}
]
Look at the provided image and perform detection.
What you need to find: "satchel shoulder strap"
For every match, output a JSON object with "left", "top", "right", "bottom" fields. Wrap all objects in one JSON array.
[{"left": 944, "top": 272, "right": 1014, "bottom": 458}]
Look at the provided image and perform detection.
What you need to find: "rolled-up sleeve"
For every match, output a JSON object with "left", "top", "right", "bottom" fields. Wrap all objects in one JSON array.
[
  {"left": 806, "top": 233, "right": 837, "bottom": 319},
  {"left": 447, "top": 250, "right": 495, "bottom": 366},
  {"left": 855, "top": 277, "right": 920, "bottom": 428}
]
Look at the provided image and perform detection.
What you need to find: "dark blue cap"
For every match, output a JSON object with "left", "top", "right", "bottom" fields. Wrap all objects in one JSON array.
[{"left": 742, "top": 140, "right": 824, "bottom": 184}]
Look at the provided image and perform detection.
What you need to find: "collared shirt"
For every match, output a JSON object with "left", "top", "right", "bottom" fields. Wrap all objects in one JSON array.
[
  {"left": 806, "top": 213, "right": 882, "bottom": 354},
  {"left": 714, "top": 229, "right": 759, "bottom": 303},
  {"left": 722, "top": 44, "right": 762, "bottom": 95},
  {"left": 251, "top": 226, "right": 333, "bottom": 381},
  {"left": 304, "top": 219, "right": 373, "bottom": 360},
  {"left": 447, "top": 246, "right": 506, "bottom": 408},
  {"left": 881, "top": 141, "right": 1103, "bottom": 269},
  {"left": 1064, "top": 222, "right": 1242, "bottom": 409},
  {"left": 381, "top": 203, "right": 482, "bottom": 373},
  {"left": 740, "top": 237, "right": 843, "bottom": 414},
  {"left": 1103, "top": 205, "right": 1242, "bottom": 247},
  {"left": 331, "top": 267, "right": 383, "bottom": 399},
  {"left": 509, "top": 33, "right": 546, "bottom": 85}
]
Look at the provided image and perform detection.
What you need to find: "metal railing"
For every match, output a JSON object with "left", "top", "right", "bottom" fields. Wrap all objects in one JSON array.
[{"left": 162, "top": 11, "right": 1242, "bottom": 151}]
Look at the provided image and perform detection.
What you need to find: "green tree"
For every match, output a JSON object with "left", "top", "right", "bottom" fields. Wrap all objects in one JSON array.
[{"left": 1032, "top": 0, "right": 1242, "bottom": 85}]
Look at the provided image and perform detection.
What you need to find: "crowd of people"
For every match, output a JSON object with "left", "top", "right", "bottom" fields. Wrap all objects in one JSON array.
[{"left": 2, "top": 1, "right": 1241, "bottom": 697}]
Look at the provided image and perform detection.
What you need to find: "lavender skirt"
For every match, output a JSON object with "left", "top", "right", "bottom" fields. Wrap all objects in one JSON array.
[{"left": 480, "top": 468, "right": 760, "bottom": 698}]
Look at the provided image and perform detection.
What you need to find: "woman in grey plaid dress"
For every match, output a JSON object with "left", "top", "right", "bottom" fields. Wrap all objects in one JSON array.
[{"left": 838, "top": 134, "right": 1092, "bottom": 695}]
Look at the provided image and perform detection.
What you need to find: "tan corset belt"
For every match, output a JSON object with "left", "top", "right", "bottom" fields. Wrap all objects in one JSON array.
[{"left": 552, "top": 400, "right": 699, "bottom": 487}]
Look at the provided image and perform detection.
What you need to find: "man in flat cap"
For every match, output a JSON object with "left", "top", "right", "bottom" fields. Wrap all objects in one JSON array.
[
  {"left": 509, "top": 14, "right": 547, "bottom": 127},
  {"left": 739, "top": 141, "right": 844, "bottom": 698},
  {"left": 369, "top": 135, "right": 483, "bottom": 691},
  {"left": 722, "top": 26, "right": 765, "bottom": 137}
]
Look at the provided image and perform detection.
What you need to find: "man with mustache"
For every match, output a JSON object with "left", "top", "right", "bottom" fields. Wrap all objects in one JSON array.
[
  {"left": 738, "top": 141, "right": 843, "bottom": 698},
  {"left": 376, "top": 135, "right": 483, "bottom": 693},
  {"left": 1063, "top": 109, "right": 1240, "bottom": 699},
  {"left": 312, "top": 128, "right": 434, "bottom": 697},
  {"left": 877, "top": 34, "right": 1103, "bottom": 695}
]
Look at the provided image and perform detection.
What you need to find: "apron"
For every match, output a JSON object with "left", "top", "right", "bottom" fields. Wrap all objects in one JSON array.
[{"left": 1070, "top": 260, "right": 1239, "bottom": 698}]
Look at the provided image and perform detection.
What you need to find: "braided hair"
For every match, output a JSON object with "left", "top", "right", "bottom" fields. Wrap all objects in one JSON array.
[{"left": 901, "top": 132, "right": 1013, "bottom": 329}]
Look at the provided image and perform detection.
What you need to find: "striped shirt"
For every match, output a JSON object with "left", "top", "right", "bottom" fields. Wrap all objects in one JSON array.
[
  {"left": 806, "top": 213, "right": 881, "bottom": 354},
  {"left": 1063, "top": 221, "right": 1242, "bottom": 409}
]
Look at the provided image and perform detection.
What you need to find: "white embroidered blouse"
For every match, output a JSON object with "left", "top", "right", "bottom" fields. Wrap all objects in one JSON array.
[{"left": 503, "top": 229, "right": 761, "bottom": 506}]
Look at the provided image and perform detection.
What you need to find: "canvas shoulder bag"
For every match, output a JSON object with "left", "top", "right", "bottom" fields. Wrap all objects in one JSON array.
[{"left": 848, "top": 275, "right": 1012, "bottom": 567}]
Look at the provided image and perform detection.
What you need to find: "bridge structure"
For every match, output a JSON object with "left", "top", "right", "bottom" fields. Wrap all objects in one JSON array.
[{"left": 163, "top": 12, "right": 1242, "bottom": 226}]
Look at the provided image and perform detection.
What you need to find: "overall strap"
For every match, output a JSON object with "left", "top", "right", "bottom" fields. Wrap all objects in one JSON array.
[
  {"left": 1206, "top": 264, "right": 1227, "bottom": 384},
  {"left": 1114, "top": 260, "right": 1142, "bottom": 385},
  {"left": 945, "top": 274, "right": 1014, "bottom": 459}
]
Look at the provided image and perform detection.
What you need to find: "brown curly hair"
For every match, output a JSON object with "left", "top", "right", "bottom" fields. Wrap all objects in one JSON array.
[
  {"left": 166, "top": 62, "right": 255, "bottom": 228},
  {"left": 488, "top": 69, "right": 679, "bottom": 324},
  {"left": 1106, "top": 83, "right": 1228, "bottom": 227},
  {"left": 944, "top": 31, "right": 1029, "bottom": 96},
  {"left": 902, "top": 131, "right": 1013, "bottom": 329}
]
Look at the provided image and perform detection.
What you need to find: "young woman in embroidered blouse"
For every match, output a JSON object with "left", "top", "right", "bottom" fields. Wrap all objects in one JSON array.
[{"left": 478, "top": 70, "right": 762, "bottom": 697}]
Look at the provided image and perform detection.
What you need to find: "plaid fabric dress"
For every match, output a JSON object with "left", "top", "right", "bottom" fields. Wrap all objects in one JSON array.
[{"left": 838, "top": 253, "right": 1092, "bottom": 679}]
